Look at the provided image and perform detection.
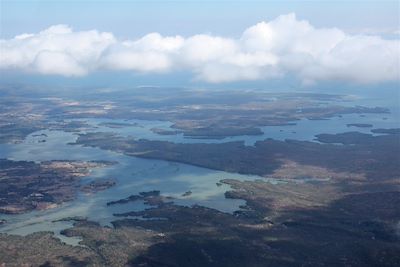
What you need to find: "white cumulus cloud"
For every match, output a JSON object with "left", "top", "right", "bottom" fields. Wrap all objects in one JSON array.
[
  {"left": 0, "top": 13, "right": 399, "bottom": 84},
  {"left": 0, "top": 24, "right": 115, "bottom": 76}
]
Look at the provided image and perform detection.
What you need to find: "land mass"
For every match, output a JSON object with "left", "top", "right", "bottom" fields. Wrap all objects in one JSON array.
[
  {"left": 74, "top": 130, "right": 400, "bottom": 182},
  {"left": 0, "top": 87, "right": 399, "bottom": 266},
  {"left": 0, "top": 159, "right": 115, "bottom": 214}
]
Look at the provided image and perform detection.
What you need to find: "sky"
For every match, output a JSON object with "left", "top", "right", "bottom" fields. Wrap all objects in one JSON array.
[
  {"left": 1, "top": 0, "right": 399, "bottom": 38},
  {"left": 0, "top": 0, "right": 399, "bottom": 87}
]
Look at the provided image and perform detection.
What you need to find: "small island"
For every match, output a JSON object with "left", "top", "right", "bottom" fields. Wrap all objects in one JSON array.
[
  {"left": 81, "top": 178, "right": 116, "bottom": 194},
  {"left": 346, "top": 123, "right": 373, "bottom": 128}
]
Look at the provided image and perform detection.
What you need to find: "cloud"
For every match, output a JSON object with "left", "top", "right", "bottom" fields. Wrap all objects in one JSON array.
[
  {"left": 1, "top": 13, "right": 399, "bottom": 84},
  {"left": 99, "top": 33, "right": 183, "bottom": 72},
  {"left": 0, "top": 24, "right": 115, "bottom": 76},
  {"left": 33, "top": 51, "right": 87, "bottom": 76}
]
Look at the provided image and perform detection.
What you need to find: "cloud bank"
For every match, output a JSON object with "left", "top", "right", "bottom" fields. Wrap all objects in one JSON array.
[{"left": 1, "top": 13, "right": 399, "bottom": 84}]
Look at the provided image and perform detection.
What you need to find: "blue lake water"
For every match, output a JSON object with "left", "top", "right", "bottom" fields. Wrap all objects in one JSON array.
[
  {"left": 0, "top": 129, "right": 257, "bottom": 245},
  {"left": 0, "top": 98, "right": 399, "bottom": 245}
]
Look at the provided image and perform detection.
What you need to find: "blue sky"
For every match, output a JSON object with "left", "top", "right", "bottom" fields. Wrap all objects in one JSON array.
[{"left": 1, "top": 0, "right": 399, "bottom": 38}]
